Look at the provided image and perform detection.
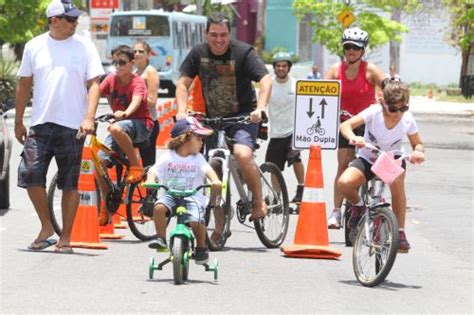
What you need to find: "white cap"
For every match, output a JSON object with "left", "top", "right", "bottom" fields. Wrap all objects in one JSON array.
[{"left": 46, "top": 0, "right": 82, "bottom": 18}]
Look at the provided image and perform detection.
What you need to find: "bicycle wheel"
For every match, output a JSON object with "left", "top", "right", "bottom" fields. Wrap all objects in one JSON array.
[
  {"left": 126, "top": 183, "right": 158, "bottom": 241},
  {"left": 254, "top": 162, "right": 290, "bottom": 248},
  {"left": 47, "top": 172, "right": 100, "bottom": 236},
  {"left": 352, "top": 206, "right": 399, "bottom": 287},
  {"left": 172, "top": 236, "right": 188, "bottom": 285},
  {"left": 206, "top": 158, "right": 232, "bottom": 251}
]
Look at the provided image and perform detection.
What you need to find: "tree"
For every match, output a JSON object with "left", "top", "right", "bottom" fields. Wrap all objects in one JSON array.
[
  {"left": 292, "top": 0, "right": 415, "bottom": 61},
  {"left": 0, "top": 0, "right": 49, "bottom": 45},
  {"left": 443, "top": 0, "right": 473, "bottom": 79}
]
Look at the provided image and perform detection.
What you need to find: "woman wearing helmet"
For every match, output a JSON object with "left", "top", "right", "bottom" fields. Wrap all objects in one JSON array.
[{"left": 325, "top": 27, "right": 385, "bottom": 229}]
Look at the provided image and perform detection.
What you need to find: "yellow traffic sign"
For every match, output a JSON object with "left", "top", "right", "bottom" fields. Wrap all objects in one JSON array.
[{"left": 338, "top": 8, "right": 355, "bottom": 28}]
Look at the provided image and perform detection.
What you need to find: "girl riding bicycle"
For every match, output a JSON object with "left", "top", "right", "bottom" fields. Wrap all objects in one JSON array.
[
  {"left": 145, "top": 117, "right": 222, "bottom": 265},
  {"left": 337, "top": 80, "right": 425, "bottom": 253}
]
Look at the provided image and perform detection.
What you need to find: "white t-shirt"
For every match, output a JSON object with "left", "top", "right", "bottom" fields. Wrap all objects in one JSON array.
[
  {"left": 17, "top": 32, "right": 104, "bottom": 129},
  {"left": 150, "top": 150, "right": 212, "bottom": 205},
  {"left": 358, "top": 104, "right": 418, "bottom": 163},
  {"left": 268, "top": 76, "right": 296, "bottom": 138}
]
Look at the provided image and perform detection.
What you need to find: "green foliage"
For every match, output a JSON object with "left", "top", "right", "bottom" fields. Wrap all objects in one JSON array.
[
  {"left": 0, "top": 0, "right": 50, "bottom": 44},
  {"left": 443, "top": 0, "right": 474, "bottom": 51},
  {"left": 292, "top": 0, "right": 411, "bottom": 58},
  {"left": 260, "top": 47, "right": 299, "bottom": 65},
  {"left": 0, "top": 56, "right": 18, "bottom": 101},
  {"left": 191, "top": 0, "right": 234, "bottom": 20}
]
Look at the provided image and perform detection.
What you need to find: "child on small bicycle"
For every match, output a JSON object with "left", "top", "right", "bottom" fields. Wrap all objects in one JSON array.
[
  {"left": 338, "top": 80, "right": 425, "bottom": 253},
  {"left": 146, "top": 117, "right": 222, "bottom": 264}
]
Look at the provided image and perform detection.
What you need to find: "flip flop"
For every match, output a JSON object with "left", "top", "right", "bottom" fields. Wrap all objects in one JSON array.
[
  {"left": 27, "top": 239, "right": 58, "bottom": 251},
  {"left": 54, "top": 245, "right": 74, "bottom": 254},
  {"left": 126, "top": 166, "right": 144, "bottom": 183}
]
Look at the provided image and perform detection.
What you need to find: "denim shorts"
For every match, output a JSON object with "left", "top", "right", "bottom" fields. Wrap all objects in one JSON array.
[
  {"left": 223, "top": 121, "right": 258, "bottom": 149},
  {"left": 99, "top": 119, "right": 150, "bottom": 161},
  {"left": 18, "top": 123, "right": 84, "bottom": 190},
  {"left": 155, "top": 194, "right": 206, "bottom": 224}
]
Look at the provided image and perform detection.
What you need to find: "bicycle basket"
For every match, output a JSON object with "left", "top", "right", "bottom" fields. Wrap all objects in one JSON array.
[{"left": 370, "top": 152, "right": 404, "bottom": 185}]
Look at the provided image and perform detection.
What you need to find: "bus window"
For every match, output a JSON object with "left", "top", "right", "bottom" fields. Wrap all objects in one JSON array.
[
  {"left": 110, "top": 15, "right": 170, "bottom": 37},
  {"left": 172, "top": 21, "right": 179, "bottom": 49}
]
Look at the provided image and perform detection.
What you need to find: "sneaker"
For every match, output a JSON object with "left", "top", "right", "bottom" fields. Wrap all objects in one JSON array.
[
  {"left": 348, "top": 205, "right": 366, "bottom": 230},
  {"left": 148, "top": 236, "right": 168, "bottom": 251},
  {"left": 194, "top": 247, "right": 209, "bottom": 265},
  {"left": 291, "top": 185, "right": 304, "bottom": 203},
  {"left": 327, "top": 209, "right": 342, "bottom": 229},
  {"left": 398, "top": 231, "right": 411, "bottom": 253}
]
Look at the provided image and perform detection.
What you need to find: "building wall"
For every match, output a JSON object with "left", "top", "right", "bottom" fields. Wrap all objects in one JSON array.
[{"left": 265, "top": 0, "right": 297, "bottom": 54}]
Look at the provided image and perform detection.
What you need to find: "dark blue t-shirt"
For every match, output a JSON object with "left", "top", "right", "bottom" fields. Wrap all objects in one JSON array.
[{"left": 179, "top": 40, "right": 269, "bottom": 117}]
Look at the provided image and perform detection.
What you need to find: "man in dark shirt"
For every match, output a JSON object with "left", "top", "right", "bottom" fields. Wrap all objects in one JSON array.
[{"left": 176, "top": 12, "right": 272, "bottom": 222}]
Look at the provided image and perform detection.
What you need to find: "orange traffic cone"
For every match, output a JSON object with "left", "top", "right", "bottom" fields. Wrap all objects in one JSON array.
[
  {"left": 281, "top": 145, "right": 341, "bottom": 259},
  {"left": 71, "top": 147, "right": 108, "bottom": 249}
]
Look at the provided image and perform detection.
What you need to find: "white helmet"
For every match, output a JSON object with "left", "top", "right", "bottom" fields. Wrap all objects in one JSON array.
[{"left": 342, "top": 27, "right": 369, "bottom": 48}]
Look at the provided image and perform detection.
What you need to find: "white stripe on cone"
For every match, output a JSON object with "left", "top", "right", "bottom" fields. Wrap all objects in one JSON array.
[{"left": 302, "top": 187, "right": 324, "bottom": 203}]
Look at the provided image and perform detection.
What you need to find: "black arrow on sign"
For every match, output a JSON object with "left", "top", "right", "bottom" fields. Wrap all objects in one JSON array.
[
  {"left": 307, "top": 98, "right": 315, "bottom": 118},
  {"left": 319, "top": 98, "right": 327, "bottom": 119}
]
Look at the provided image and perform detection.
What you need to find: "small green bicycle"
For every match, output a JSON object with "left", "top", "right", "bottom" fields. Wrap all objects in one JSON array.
[{"left": 143, "top": 183, "right": 218, "bottom": 285}]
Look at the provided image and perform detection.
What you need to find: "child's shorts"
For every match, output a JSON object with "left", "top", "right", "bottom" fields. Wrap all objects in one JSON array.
[{"left": 155, "top": 194, "right": 206, "bottom": 224}]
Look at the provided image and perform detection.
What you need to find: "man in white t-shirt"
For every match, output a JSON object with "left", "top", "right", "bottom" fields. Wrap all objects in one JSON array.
[
  {"left": 265, "top": 52, "right": 305, "bottom": 204},
  {"left": 14, "top": 0, "right": 104, "bottom": 254}
]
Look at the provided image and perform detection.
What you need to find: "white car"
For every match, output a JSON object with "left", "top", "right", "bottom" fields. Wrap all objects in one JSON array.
[{"left": 0, "top": 98, "right": 15, "bottom": 209}]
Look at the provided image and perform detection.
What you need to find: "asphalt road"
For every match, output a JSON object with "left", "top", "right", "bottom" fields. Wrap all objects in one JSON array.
[{"left": 0, "top": 104, "right": 472, "bottom": 314}]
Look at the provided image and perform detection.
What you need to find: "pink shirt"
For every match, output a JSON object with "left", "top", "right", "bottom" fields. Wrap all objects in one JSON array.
[
  {"left": 100, "top": 73, "right": 153, "bottom": 129},
  {"left": 338, "top": 61, "right": 376, "bottom": 116}
]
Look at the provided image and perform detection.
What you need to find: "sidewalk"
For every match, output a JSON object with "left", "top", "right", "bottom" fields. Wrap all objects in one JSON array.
[{"left": 409, "top": 96, "right": 474, "bottom": 117}]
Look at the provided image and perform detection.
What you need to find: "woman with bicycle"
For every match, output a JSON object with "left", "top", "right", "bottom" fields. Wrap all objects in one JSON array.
[
  {"left": 325, "top": 27, "right": 386, "bottom": 230},
  {"left": 146, "top": 117, "right": 222, "bottom": 265},
  {"left": 132, "top": 40, "right": 161, "bottom": 168},
  {"left": 337, "top": 80, "right": 425, "bottom": 253}
]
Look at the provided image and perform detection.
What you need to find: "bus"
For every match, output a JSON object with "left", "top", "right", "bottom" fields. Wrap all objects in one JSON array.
[{"left": 107, "top": 10, "right": 207, "bottom": 96}]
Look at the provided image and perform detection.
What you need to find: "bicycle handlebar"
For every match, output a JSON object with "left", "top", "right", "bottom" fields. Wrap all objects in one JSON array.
[
  {"left": 141, "top": 183, "right": 212, "bottom": 198},
  {"left": 188, "top": 111, "right": 268, "bottom": 126}
]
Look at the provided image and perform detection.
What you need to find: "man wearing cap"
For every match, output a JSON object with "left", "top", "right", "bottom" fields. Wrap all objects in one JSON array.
[
  {"left": 14, "top": 0, "right": 104, "bottom": 253},
  {"left": 175, "top": 12, "right": 272, "bottom": 222}
]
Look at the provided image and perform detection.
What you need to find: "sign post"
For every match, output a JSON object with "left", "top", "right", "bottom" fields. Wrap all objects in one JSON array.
[{"left": 293, "top": 80, "right": 341, "bottom": 150}]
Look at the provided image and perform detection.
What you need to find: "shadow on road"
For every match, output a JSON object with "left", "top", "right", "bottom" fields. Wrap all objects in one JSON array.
[
  {"left": 339, "top": 279, "right": 422, "bottom": 290},
  {"left": 17, "top": 248, "right": 101, "bottom": 257}
]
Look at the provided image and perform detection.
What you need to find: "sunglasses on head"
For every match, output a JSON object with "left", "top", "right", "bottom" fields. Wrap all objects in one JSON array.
[
  {"left": 343, "top": 44, "right": 363, "bottom": 51},
  {"left": 60, "top": 15, "right": 78, "bottom": 23},
  {"left": 113, "top": 59, "right": 129, "bottom": 67},
  {"left": 133, "top": 49, "right": 146, "bottom": 54},
  {"left": 387, "top": 104, "right": 409, "bottom": 113}
]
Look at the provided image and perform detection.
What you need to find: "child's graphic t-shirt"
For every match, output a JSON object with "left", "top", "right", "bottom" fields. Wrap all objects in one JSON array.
[{"left": 150, "top": 150, "right": 212, "bottom": 205}]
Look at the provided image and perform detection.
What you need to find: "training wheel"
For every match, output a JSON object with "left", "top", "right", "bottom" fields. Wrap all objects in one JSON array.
[
  {"left": 213, "top": 258, "right": 218, "bottom": 281},
  {"left": 149, "top": 257, "right": 156, "bottom": 279}
]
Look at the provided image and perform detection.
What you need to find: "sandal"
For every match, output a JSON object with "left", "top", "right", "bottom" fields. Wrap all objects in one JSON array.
[
  {"left": 126, "top": 166, "right": 144, "bottom": 183},
  {"left": 249, "top": 202, "right": 268, "bottom": 222},
  {"left": 54, "top": 245, "right": 74, "bottom": 254}
]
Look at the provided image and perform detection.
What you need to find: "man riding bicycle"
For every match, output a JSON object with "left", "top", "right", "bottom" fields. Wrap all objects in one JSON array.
[{"left": 175, "top": 12, "right": 272, "bottom": 222}]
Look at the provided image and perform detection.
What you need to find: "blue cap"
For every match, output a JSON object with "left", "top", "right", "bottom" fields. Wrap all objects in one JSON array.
[{"left": 171, "top": 117, "right": 213, "bottom": 138}]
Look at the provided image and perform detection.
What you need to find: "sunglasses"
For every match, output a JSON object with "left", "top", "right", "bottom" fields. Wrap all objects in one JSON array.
[
  {"left": 343, "top": 44, "right": 363, "bottom": 51},
  {"left": 59, "top": 15, "right": 78, "bottom": 23},
  {"left": 133, "top": 49, "right": 146, "bottom": 54},
  {"left": 387, "top": 104, "right": 409, "bottom": 113},
  {"left": 113, "top": 59, "right": 129, "bottom": 67}
]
